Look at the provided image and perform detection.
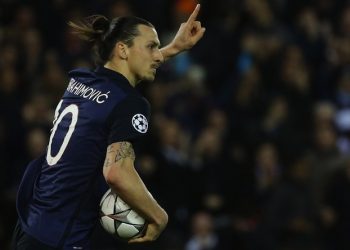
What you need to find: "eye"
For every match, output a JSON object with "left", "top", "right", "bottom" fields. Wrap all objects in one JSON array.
[{"left": 148, "top": 42, "right": 160, "bottom": 50}]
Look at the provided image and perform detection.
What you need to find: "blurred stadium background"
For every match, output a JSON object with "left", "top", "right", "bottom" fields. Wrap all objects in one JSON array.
[{"left": 1, "top": 0, "right": 350, "bottom": 249}]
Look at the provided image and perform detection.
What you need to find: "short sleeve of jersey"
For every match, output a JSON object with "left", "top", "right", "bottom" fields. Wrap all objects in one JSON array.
[{"left": 107, "top": 95, "right": 151, "bottom": 144}]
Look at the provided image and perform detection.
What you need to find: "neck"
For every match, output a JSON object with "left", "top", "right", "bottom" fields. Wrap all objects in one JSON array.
[{"left": 104, "top": 61, "right": 137, "bottom": 87}]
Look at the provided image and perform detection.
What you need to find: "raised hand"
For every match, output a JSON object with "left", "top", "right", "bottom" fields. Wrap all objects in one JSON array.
[
  {"left": 171, "top": 4, "right": 206, "bottom": 51},
  {"left": 160, "top": 4, "right": 206, "bottom": 61}
]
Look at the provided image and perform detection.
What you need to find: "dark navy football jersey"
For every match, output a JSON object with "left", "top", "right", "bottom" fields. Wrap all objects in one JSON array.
[{"left": 16, "top": 66, "right": 151, "bottom": 249}]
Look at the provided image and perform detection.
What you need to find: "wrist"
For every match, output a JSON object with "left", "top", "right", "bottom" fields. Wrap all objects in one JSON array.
[
  {"left": 154, "top": 209, "right": 168, "bottom": 228},
  {"left": 168, "top": 42, "right": 182, "bottom": 55},
  {"left": 161, "top": 43, "right": 181, "bottom": 61}
]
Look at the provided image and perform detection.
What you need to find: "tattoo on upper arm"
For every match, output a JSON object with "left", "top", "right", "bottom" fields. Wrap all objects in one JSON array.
[
  {"left": 114, "top": 142, "right": 135, "bottom": 162},
  {"left": 103, "top": 157, "right": 111, "bottom": 168},
  {"left": 103, "top": 142, "right": 135, "bottom": 168},
  {"left": 107, "top": 145, "right": 115, "bottom": 153},
  {"left": 103, "top": 145, "right": 114, "bottom": 168}
]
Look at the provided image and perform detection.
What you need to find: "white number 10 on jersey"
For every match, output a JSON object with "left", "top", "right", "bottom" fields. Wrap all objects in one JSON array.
[{"left": 46, "top": 100, "right": 79, "bottom": 166}]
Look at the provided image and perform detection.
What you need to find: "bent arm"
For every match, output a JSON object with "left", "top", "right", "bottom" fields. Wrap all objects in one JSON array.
[{"left": 103, "top": 141, "right": 168, "bottom": 229}]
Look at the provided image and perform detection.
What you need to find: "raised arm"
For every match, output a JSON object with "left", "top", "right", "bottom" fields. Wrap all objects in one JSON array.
[
  {"left": 160, "top": 4, "right": 206, "bottom": 61},
  {"left": 103, "top": 141, "right": 168, "bottom": 243}
]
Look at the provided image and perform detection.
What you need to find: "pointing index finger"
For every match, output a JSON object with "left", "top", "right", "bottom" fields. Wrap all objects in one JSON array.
[{"left": 186, "top": 4, "right": 200, "bottom": 24}]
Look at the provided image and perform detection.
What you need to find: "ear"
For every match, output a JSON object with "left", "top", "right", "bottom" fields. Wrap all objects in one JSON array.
[{"left": 115, "top": 42, "right": 129, "bottom": 60}]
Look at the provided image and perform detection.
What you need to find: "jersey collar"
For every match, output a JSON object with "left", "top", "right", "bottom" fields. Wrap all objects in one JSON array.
[{"left": 95, "top": 66, "right": 135, "bottom": 91}]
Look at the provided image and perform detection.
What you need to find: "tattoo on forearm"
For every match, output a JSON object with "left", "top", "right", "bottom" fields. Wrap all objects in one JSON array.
[{"left": 115, "top": 142, "right": 135, "bottom": 162}]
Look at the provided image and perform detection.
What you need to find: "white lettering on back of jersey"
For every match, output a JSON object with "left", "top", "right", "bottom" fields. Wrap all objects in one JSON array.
[{"left": 67, "top": 78, "right": 110, "bottom": 104}]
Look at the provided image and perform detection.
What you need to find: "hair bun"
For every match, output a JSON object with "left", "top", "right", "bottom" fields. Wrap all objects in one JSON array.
[{"left": 91, "top": 15, "right": 110, "bottom": 35}]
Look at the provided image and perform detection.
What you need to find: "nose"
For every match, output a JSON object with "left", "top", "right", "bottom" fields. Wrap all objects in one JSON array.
[{"left": 154, "top": 49, "right": 164, "bottom": 63}]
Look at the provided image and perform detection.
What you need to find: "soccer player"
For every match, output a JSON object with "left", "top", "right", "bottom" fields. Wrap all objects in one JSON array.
[{"left": 13, "top": 4, "right": 205, "bottom": 250}]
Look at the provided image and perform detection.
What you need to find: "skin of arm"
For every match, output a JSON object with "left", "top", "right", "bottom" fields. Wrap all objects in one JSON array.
[
  {"left": 160, "top": 4, "right": 206, "bottom": 62},
  {"left": 103, "top": 141, "right": 168, "bottom": 243}
]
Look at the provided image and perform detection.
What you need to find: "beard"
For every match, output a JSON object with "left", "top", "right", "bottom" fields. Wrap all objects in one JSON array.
[{"left": 137, "top": 70, "right": 156, "bottom": 83}]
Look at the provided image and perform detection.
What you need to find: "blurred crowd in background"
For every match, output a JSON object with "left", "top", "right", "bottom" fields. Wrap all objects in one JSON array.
[{"left": 1, "top": 0, "right": 350, "bottom": 249}]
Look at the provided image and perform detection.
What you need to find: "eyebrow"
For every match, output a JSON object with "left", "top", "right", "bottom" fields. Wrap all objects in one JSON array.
[{"left": 148, "top": 41, "right": 161, "bottom": 47}]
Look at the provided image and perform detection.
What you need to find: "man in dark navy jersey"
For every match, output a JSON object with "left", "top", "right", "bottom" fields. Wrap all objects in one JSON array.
[{"left": 13, "top": 4, "right": 205, "bottom": 250}]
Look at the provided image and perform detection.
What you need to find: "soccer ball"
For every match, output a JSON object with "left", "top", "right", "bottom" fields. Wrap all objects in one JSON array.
[{"left": 100, "top": 189, "right": 146, "bottom": 240}]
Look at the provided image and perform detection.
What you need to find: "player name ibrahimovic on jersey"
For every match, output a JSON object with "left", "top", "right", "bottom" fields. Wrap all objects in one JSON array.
[{"left": 16, "top": 66, "right": 151, "bottom": 249}]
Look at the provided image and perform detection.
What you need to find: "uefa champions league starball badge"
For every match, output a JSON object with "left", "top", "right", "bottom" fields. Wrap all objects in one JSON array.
[{"left": 132, "top": 114, "right": 148, "bottom": 133}]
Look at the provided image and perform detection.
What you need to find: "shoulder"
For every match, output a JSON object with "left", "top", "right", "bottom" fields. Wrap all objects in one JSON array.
[
  {"left": 107, "top": 94, "right": 151, "bottom": 143},
  {"left": 118, "top": 94, "right": 150, "bottom": 111},
  {"left": 108, "top": 94, "right": 151, "bottom": 123},
  {"left": 68, "top": 67, "right": 94, "bottom": 78}
]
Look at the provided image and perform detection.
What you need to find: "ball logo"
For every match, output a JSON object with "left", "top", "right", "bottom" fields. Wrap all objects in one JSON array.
[{"left": 132, "top": 114, "right": 148, "bottom": 133}]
